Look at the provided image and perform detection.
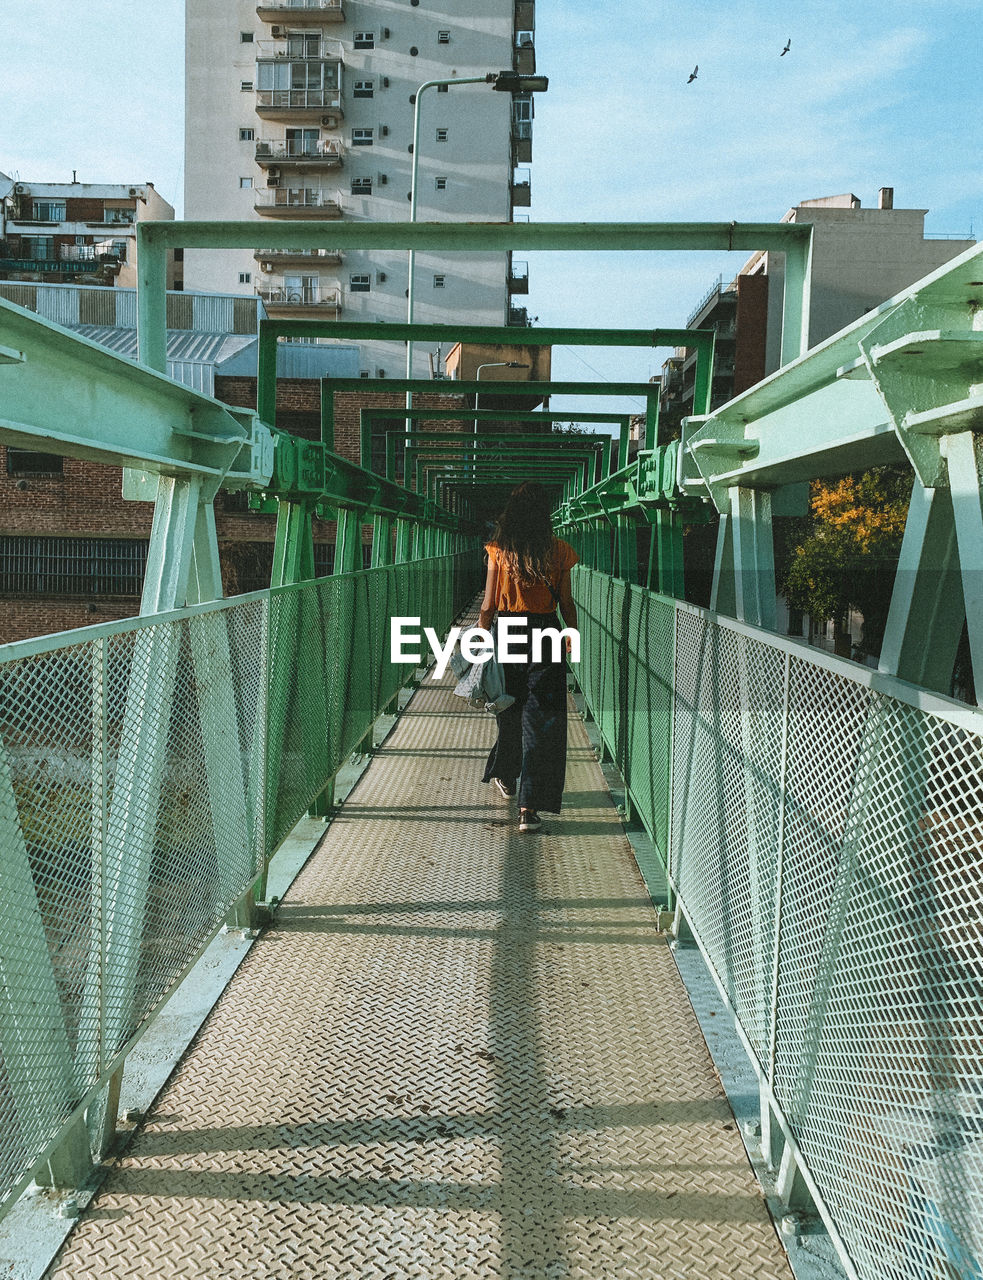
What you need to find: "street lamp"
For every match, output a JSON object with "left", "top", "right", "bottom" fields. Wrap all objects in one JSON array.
[
  {"left": 405, "top": 71, "right": 548, "bottom": 416},
  {"left": 472, "top": 360, "right": 529, "bottom": 475}
]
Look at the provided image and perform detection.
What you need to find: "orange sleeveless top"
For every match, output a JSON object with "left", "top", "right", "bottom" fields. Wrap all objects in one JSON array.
[{"left": 484, "top": 538, "right": 578, "bottom": 613}]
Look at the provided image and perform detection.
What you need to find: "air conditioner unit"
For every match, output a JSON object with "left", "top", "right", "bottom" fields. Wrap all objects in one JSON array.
[
  {"left": 381, "top": 27, "right": 390, "bottom": 38},
  {"left": 377, "top": 173, "right": 388, "bottom": 185},
  {"left": 14, "top": 184, "right": 26, "bottom": 194},
  {"left": 382, "top": 77, "right": 390, "bottom": 88},
  {"left": 271, "top": 25, "right": 285, "bottom": 36},
  {"left": 376, "top": 271, "right": 387, "bottom": 283},
  {"left": 267, "top": 175, "right": 281, "bottom": 188},
  {"left": 262, "top": 262, "right": 275, "bottom": 272},
  {"left": 268, "top": 166, "right": 281, "bottom": 178},
  {"left": 321, "top": 115, "right": 336, "bottom": 126},
  {"left": 377, "top": 368, "right": 387, "bottom": 377},
  {"left": 380, "top": 125, "right": 389, "bottom": 137}
]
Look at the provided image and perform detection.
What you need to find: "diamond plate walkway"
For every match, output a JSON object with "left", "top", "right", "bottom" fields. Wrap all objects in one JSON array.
[{"left": 44, "top": 669, "right": 794, "bottom": 1280}]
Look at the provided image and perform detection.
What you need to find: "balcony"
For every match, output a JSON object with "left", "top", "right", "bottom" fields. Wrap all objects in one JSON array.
[
  {"left": 256, "top": 87, "right": 343, "bottom": 125},
  {"left": 510, "top": 170, "right": 531, "bottom": 208},
  {"left": 255, "top": 285, "right": 342, "bottom": 317},
  {"left": 514, "top": 33, "right": 536, "bottom": 75},
  {"left": 511, "top": 116, "right": 532, "bottom": 164},
  {"left": 254, "top": 190, "right": 343, "bottom": 218},
  {"left": 256, "top": 36, "right": 343, "bottom": 58},
  {"left": 254, "top": 247, "right": 343, "bottom": 267},
  {"left": 508, "top": 305, "right": 531, "bottom": 327},
  {"left": 256, "top": 0, "right": 345, "bottom": 24},
  {"left": 507, "top": 260, "right": 529, "bottom": 295},
  {"left": 256, "top": 138, "right": 344, "bottom": 169},
  {"left": 514, "top": 0, "right": 535, "bottom": 32}
]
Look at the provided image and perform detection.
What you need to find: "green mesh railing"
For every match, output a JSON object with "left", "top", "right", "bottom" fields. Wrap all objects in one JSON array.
[
  {"left": 0, "top": 549, "right": 482, "bottom": 1215},
  {"left": 573, "top": 564, "right": 983, "bottom": 1280}
]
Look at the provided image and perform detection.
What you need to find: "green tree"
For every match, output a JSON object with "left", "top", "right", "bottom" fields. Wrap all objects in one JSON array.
[{"left": 779, "top": 467, "right": 911, "bottom": 658}]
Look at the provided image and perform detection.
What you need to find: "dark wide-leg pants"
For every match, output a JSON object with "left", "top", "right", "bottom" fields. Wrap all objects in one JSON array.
[{"left": 481, "top": 610, "right": 568, "bottom": 813}]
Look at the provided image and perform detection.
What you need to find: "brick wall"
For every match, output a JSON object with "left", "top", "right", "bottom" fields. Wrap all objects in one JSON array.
[
  {"left": 0, "top": 379, "right": 472, "bottom": 642},
  {"left": 734, "top": 274, "right": 769, "bottom": 396},
  {"left": 0, "top": 599, "right": 139, "bottom": 646},
  {"left": 65, "top": 199, "right": 107, "bottom": 223}
]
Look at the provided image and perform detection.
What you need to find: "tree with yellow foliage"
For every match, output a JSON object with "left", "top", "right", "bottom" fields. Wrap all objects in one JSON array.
[{"left": 779, "top": 467, "right": 911, "bottom": 658}]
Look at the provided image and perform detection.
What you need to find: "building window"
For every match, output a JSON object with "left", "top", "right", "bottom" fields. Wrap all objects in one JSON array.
[
  {"left": 352, "top": 128, "right": 374, "bottom": 146},
  {"left": 360, "top": 370, "right": 371, "bottom": 378},
  {"left": 434, "top": 177, "right": 447, "bottom": 190},
  {"left": 433, "top": 274, "right": 445, "bottom": 288},
  {"left": 0, "top": 537, "right": 148, "bottom": 598},
  {"left": 437, "top": 30, "right": 450, "bottom": 42},
  {"left": 6, "top": 450, "right": 63, "bottom": 477},
  {"left": 239, "top": 272, "right": 252, "bottom": 284},
  {"left": 22, "top": 236, "right": 55, "bottom": 260},
  {"left": 351, "top": 177, "right": 373, "bottom": 195},
  {"left": 30, "top": 202, "right": 66, "bottom": 222},
  {"left": 353, "top": 80, "right": 374, "bottom": 98},
  {"left": 239, "top": 127, "right": 255, "bottom": 141},
  {"left": 240, "top": 80, "right": 253, "bottom": 91},
  {"left": 240, "top": 31, "right": 254, "bottom": 42},
  {"left": 239, "top": 177, "right": 253, "bottom": 188},
  {"left": 435, "top": 128, "right": 448, "bottom": 142},
  {"left": 350, "top": 274, "right": 371, "bottom": 292},
  {"left": 353, "top": 31, "right": 374, "bottom": 48}
]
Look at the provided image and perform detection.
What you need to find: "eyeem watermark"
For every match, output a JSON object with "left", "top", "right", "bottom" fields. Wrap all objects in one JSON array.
[{"left": 391, "top": 617, "right": 580, "bottom": 677}]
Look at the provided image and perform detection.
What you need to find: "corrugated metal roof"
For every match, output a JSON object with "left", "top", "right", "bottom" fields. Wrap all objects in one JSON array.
[
  {"left": 72, "top": 326, "right": 255, "bottom": 365},
  {"left": 216, "top": 340, "right": 360, "bottom": 380}
]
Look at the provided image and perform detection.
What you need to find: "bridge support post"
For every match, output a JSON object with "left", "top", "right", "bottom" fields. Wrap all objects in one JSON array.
[
  {"left": 879, "top": 479, "right": 964, "bottom": 692},
  {"left": 710, "top": 487, "right": 776, "bottom": 629}
]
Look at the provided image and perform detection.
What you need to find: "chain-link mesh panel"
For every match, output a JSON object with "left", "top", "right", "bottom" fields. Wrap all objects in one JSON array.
[
  {"left": 575, "top": 567, "right": 983, "bottom": 1280},
  {"left": 0, "top": 593, "right": 267, "bottom": 1211},
  {"left": 622, "top": 583, "right": 674, "bottom": 872},
  {"left": 265, "top": 553, "right": 476, "bottom": 856},
  {"left": 670, "top": 609, "right": 983, "bottom": 1280},
  {"left": 0, "top": 548, "right": 480, "bottom": 1213}
]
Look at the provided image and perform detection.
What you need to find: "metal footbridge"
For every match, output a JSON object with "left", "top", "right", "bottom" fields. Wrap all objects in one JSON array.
[{"left": 0, "top": 221, "right": 981, "bottom": 1280}]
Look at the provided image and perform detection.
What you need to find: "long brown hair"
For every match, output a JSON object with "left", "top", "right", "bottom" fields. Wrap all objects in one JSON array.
[{"left": 489, "top": 482, "right": 558, "bottom": 586}]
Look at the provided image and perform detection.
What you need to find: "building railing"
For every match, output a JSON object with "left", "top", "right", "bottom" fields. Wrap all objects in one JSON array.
[
  {"left": 255, "top": 285, "right": 342, "bottom": 308},
  {"left": 256, "top": 138, "right": 344, "bottom": 162},
  {"left": 254, "top": 190, "right": 343, "bottom": 212},
  {"left": 255, "top": 88, "right": 342, "bottom": 112},
  {"left": 572, "top": 564, "right": 983, "bottom": 1280},
  {"left": 685, "top": 274, "right": 726, "bottom": 327},
  {"left": 255, "top": 38, "right": 344, "bottom": 59},
  {"left": 258, "top": 0, "right": 344, "bottom": 11},
  {"left": 254, "top": 247, "right": 342, "bottom": 262},
  {"left": 0, "top": 550, "right": 482, "bottom": 1221}
]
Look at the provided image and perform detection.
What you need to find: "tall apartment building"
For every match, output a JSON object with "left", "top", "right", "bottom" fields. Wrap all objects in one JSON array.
[
  {"left": 0, "top": 178, "right": 177, "bottom": 289},
  {"left": 185, "top": 0, "right": 538, "bottom": 380}
]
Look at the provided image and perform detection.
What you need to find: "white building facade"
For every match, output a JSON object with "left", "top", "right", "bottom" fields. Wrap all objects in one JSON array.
[{"left": 185, "top": 0, "right": 537, "bottom": 378}]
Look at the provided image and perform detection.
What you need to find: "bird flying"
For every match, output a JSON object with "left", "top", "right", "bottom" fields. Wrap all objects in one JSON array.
[
  {"left": 687, "top": 64, "right": 698, "bottom": 82},
  {"left": 781, "top": 38, "right": 791, "bottom": 55}
]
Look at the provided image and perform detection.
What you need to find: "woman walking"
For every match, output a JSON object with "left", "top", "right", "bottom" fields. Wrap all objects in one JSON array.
[{"left": 479, "top": 482, "right": 579, "bottom": 832}]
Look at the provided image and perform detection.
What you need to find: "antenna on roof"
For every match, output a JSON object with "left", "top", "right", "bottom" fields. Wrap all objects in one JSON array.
[{"left": 72, "top": 170, "right": 77, "bottom": 184}]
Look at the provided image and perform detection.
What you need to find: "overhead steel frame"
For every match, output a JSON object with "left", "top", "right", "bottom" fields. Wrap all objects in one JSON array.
[
  {"left": 134, "top": 219, "right": 813, "bottom": 603},
  {"left": 683, "top": 238, "right": 983, "bottom": 701},
  {"left": 247, "top": 316, "right": 718, "bottom": 587}
]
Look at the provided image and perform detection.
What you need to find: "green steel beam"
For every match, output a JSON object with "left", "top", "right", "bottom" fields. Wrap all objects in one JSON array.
[
  {"left": 141, "top": 219, "right": 812, "bottom": 253},
  {"left": 0, "top": 295, "right": 266, "bottom": 483},
  {"left": 325, "top": 378, "right": 663, "bottom": 397}
]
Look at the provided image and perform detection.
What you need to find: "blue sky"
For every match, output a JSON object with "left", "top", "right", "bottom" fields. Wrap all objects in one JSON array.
[{"left": 1, "top": 0, "right": 980, "bottom": 422}]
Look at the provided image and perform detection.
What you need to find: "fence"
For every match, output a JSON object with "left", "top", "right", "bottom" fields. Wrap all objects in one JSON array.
[
  {"left": 573, "top": 564, "right": 983, "bottom": 1280},
  {"left": 0, "top": 549, "right": 482, "bottom": 1216}
]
